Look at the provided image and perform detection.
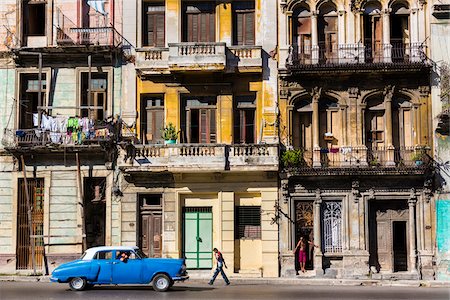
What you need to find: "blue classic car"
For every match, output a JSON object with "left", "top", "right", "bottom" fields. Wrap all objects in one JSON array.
[{"left": 50, "top": 246, "right": 188, "bottom": 292}]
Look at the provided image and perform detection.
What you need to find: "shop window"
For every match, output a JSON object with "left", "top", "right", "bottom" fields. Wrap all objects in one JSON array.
[
  {"left": 23, "top": 1, "right": 46, "bottom": 37},
  {"left": 235, "top": 206, "right": 261, "bottom": 239},
  {"left": 234, "top": 95, "right": 256, "bottom": 144},
  {"left": 233, "top": 1, "right": 255, "bottom": 45},
  {"left": 183, "top": 2, "right": 215, "bottom": 42},
  {"left": 140, "top": 94, "right": 164, "bottom": 144},
  {"left": 143, "top": 2, "right": 165, "bottom": 47}
]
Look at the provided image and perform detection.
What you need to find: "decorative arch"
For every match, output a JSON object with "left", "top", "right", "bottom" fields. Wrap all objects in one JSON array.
[
  {"left": 316, "top": 0, "right": 338, "bottom": 13},
  {"left": 285, "top": 0, "right": 313, "bottom": 12},
  {"left": 389, "top": 0, "right": 411, "bottom": 11},
  {"left": 289, "top": 90, "right": 311, "bottom": 106},
  {"left": 361, "top": 89, "right": 384, "bottom": 104},
  {"left": 363, "top": 0, "right": 382, "bottom": 14}
]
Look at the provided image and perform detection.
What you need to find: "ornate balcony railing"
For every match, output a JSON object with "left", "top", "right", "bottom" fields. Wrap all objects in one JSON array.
[
  {"left": 286, "top": 146, "right": 429, "bottom": 170},
  {"left": 55, "top": 8, "right": 130, "bottom": 50},
  {"left": 120, "top": 143, "right": 278, "bottom": 172},
  {"left": 2, "top": 128, "right": 112, "bottom": 150},
  {"left": 228, "top": 46, "right": 263, "bottom": 72},
  {"left": 168, "top": 42, "right": 227, "bottom": 71},
  {"left": 287, "top": 41, "right": 428, "bottom": 72}
]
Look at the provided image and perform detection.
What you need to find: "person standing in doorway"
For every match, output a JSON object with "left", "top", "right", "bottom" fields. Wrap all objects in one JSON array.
[
  {"left": 294, "top": 237, "right": 318, "bottom": 273},
  {"left": 208, "top": 248, "right": 230, "bottom": 285}
]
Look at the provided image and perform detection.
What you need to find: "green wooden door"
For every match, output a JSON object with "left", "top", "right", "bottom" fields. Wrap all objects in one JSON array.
[{"left": 183, "top": 207, "right": 212, "bottom": 269}]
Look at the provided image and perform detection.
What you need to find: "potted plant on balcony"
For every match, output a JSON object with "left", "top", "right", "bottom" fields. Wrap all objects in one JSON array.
[
  {"left": 282, "top": 148, "right": 305, "bottom": 168},
  {"left": 411, "top": 152, "right": 424, "bottom": 166},
  {"left": 161, "top": 122, "right": 178, "bottom": 145}
]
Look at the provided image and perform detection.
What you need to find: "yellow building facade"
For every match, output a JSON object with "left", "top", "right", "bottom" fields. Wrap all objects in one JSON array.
[{"left": 118, "top": 0, "right": 280, "bottom": 277}]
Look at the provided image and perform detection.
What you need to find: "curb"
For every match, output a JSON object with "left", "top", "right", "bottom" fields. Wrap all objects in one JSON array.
[{"left": 0, "top": 276, "right": 448, "bottom": 287}]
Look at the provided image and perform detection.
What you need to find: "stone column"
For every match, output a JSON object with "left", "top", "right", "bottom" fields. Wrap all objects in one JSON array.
[
  {"left": 314, "top": 189, "right": 323, "bottom": 275},
  {"left": 408, "top": 189, "right": 417, "bottom": 273},
  {"left": 382, "top": 9, "right": 391, "bottom": 62},
  {"left": 312, "top": 88, "right": 321, "bottom": 167},
  {"left": 384, "top": 86, "right": 395, "bottom": 166},
  {"left": 311, "top": 12, "right": 319, "bottom": 64}
]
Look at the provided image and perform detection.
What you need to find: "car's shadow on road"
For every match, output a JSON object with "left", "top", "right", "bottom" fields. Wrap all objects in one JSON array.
[{"left": 83, "top": 285, "right": 215, "bottom": 292}]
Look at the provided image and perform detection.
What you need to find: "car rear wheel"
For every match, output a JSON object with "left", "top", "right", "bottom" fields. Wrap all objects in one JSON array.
[
  {"left": 69, "top": 277, "right": 87, "bottom": 291},
  {"left": 153, "top": 274, "right": 170, "bottom": 292}
]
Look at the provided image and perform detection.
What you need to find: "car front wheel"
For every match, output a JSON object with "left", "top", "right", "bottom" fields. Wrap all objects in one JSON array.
[
  {"left": 153, "top": 274, "right": 170, "bottom": 292},
  {"left": 69, "top": 277, "right": 87, "bottom": 291}
]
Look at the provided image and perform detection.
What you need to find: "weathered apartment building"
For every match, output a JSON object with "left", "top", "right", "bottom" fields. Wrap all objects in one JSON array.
[
  {"left": 430, "top": 0, "right": 450, "bottom": 281},
  {"left": 117, "top": 0, "right": 279, "bottom": 277},
  {"left": 0, "top": 0, "right": 129, "bottom": 273},
  {"left": 276, "top": 0, "right": 436, "bottom": 279},
  {"left": 0, "top": 0, "right": 280, "bottom": 278},
  {"left": 0, "top": 0, "right": 448, "bottom": 281}
]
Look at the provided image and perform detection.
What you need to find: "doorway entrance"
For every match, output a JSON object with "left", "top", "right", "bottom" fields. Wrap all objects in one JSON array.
[
  {"left": 294, "top": 201, "right": 314, "bottom": 271},
  {"left": 17, "top": 178, "right": 44, "bottom": 270},
  {"left": 84, "top": 177, "right": 106, "bottom": 248},
  {"left": 138, "top": 194, "right": 162, "bottom": 258},
  {"left": 183, "top": 207, "right": 212, "bottom": 269},
  {"left": 369, "top": 200, "right": 409, "bottom": 273}
]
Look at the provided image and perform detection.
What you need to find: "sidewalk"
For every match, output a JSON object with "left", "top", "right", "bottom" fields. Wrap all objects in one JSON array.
[{"left": 0, "top": 274, "right": 448, "bottom": 288}]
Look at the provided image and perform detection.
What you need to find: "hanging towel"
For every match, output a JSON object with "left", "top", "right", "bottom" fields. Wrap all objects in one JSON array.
[{"left": 87, "top": 0, "right": 107, "bottom": 15}]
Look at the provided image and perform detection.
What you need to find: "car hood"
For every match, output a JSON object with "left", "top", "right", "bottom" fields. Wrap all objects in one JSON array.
[{"left": 52, "top": 259, "right": 83, "bottom": 273}]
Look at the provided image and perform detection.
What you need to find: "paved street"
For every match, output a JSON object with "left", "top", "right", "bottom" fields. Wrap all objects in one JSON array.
[{"left": 0, "top": 282, "right": 449, "bottom": 300}]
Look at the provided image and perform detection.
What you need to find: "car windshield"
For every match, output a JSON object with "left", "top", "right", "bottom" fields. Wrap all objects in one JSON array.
[{"left": 135, "top": 249, "right": 148, "bottom": 259}]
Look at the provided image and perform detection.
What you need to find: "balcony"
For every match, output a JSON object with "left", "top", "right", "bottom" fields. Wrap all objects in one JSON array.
[
  {"left": 227, "top": 46, "right": 263, "bottom": 72},
  {"left": 283, "top": 146, "right": 430, "bottom": 175},
  {"left": 135, "top": 44, "right": 263, "bottom": 75},
  {"left": 54, "top": 8, "right": 130, "bottom": 53},
  {"left": 2, "top": 128, "right": 113, "bottom": 152},
  {"left": 119, "top": 144, "right": 278, "bottom": 173},
  {"left": 286, "top": 41, "right": 430, "bottom": 74},
  {"left": 168, "top": 42, "right": 227, "bottom": 72}
]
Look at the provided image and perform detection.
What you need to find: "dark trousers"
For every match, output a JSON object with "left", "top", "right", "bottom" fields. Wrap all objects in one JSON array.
[{"left": 209, "top": 264, "right": 230, "bottom": 284}]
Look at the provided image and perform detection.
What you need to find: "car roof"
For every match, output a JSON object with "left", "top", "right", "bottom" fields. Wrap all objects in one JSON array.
[{"left": 82, "top": 246, "right": 139, "bottom": 260}]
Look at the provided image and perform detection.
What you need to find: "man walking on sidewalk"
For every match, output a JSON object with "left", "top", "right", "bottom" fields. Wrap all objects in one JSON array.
[{"left": 208, "top": 248, "right": 230, "bottom": 286}]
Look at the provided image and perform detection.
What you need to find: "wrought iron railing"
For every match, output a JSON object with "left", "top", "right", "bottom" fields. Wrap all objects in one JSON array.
[
  {"left": 288, "top": 41, "right": 427, "bottom": 67},
  {"left": 286, "top": 146, "right": 429, "bottom": 169},
  {"left": 55, "top": 7, "right": 131, "bottom": 51}
]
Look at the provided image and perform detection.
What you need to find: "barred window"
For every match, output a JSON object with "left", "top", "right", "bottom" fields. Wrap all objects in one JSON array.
[
  {"left": 235, "top": 206, "right": 261, "bottom": 239},
  {"left": 322, "top": 201, "right": 342, "bottom": 253}
]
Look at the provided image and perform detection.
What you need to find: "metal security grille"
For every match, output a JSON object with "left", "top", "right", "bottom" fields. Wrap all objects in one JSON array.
[
  {"left": 235, "top": 206, "right": 261, "bottom": 239},
  {"left": 322, "top": 201, "right": 342, "bottom": 253},
  {"left": 17, "top": 178, "right": 44, "bottom": 270}
]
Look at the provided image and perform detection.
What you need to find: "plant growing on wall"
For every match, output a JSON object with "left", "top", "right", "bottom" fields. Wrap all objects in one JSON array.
[
  {"left": 161, "top": 123, "right": 178, "bottom": 143},
  {"left": 282, "top": 149, "right": 305, "bottom": 168}
]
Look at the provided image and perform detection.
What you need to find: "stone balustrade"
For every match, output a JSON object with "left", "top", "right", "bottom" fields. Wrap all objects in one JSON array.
[{"left": 119, "top": 143, "right": 279, "bottom": 172}]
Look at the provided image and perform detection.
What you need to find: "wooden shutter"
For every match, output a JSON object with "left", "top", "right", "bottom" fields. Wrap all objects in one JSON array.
[
  {"left": 146, "top": 109, "right": 164, "bottom": 143},
  {"left": 147, "top": 13, "right": 165, "bottom": 47},
  {"left": 185, "top": 3, "right": 215, "bottom": 42},
  {"left": 244, "top": 11, "right": 255, "bottom": 45},
  {"left": 152, "top": 216, "right": 162, "bottom": 258},
  {"left": 209, "top": 109, "right": 216, "bottom": 143},
  {"left": 198, "top": 109, "right": 216, "bottom": 143}
]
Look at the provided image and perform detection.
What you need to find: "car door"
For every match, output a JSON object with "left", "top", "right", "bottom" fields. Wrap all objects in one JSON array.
[
  {"left": 112, "top": 250, "right": 143, "bottom": 284},
  {"left": 93, "top": 250, "right": 113, "bottom": 283}
]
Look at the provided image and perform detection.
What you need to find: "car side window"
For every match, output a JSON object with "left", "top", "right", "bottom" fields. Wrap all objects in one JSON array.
[{"left": 94, "top": 251, "right": 113, "bottom": 260}]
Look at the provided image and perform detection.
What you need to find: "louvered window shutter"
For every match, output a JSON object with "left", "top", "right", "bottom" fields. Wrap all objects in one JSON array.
[{"left": 245, "top": 11, "right": 255, "bottom": 45}]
